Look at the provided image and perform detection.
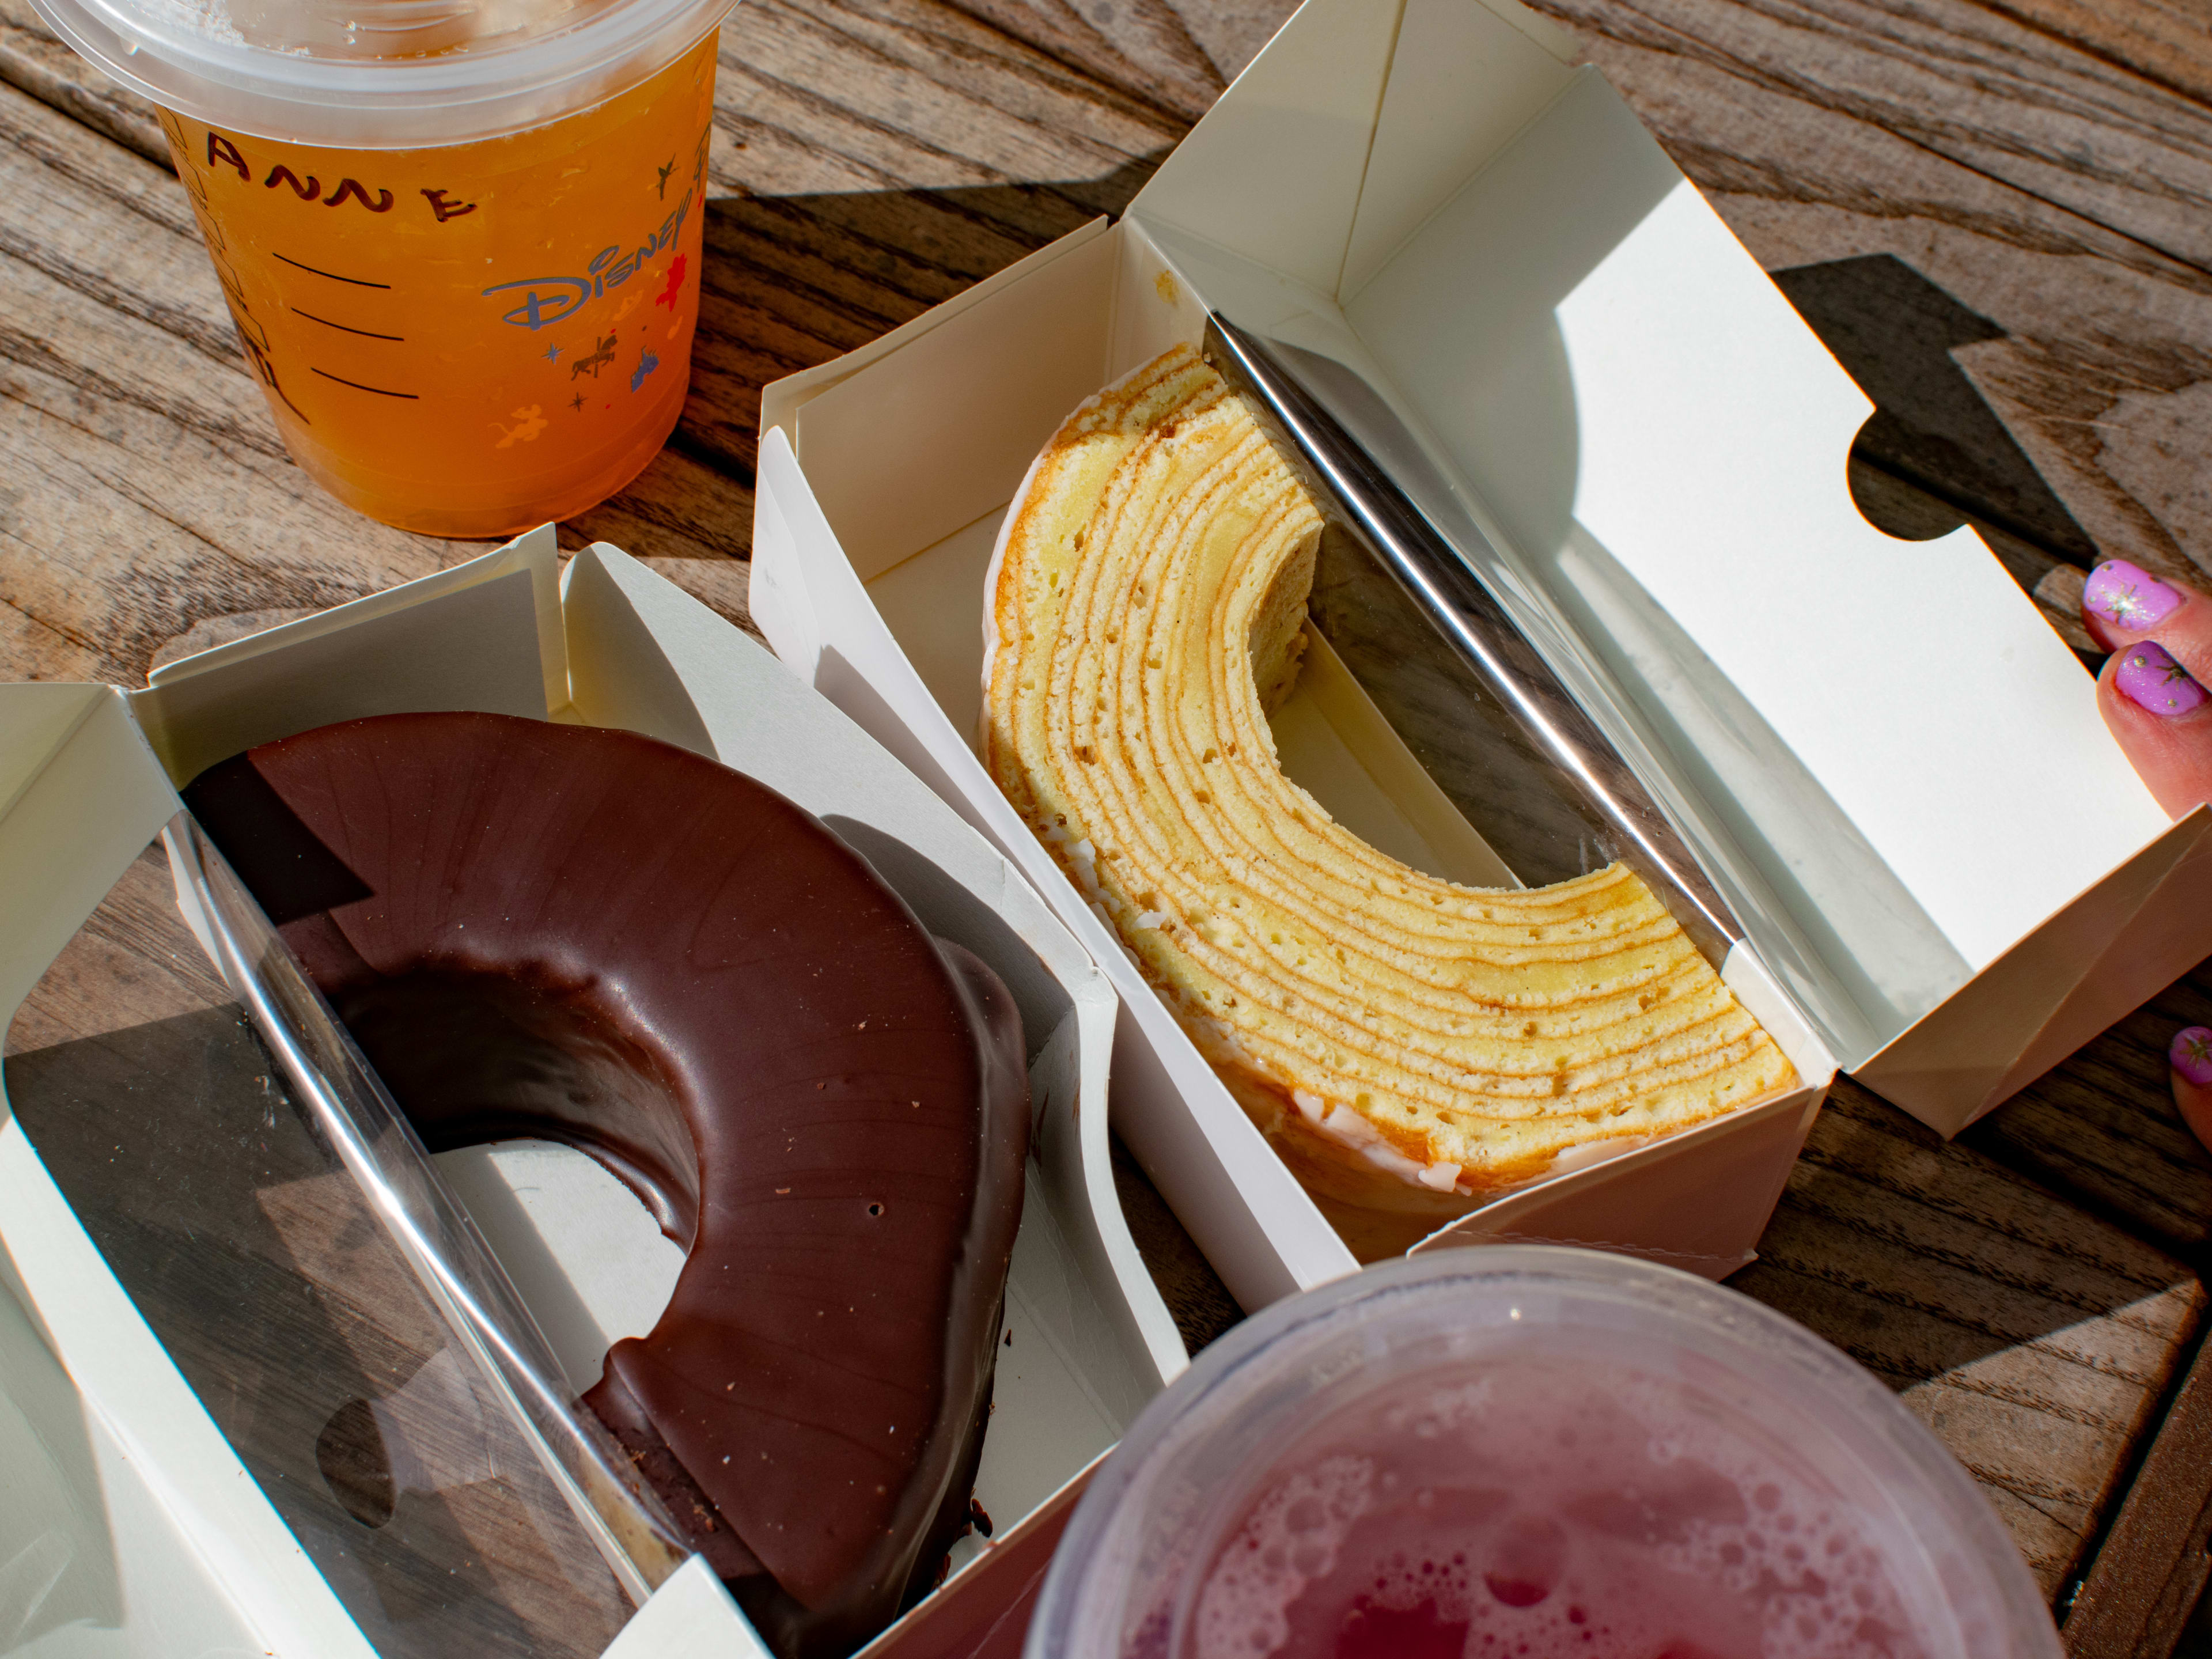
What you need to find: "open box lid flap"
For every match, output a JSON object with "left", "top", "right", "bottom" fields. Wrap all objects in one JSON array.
[
  {"left": 1853, "top": 802, "right": 2212, "bottom": 1131},
  {"left": 1122, "top": 0, "right": 2175, "bottom": 1073},
  {"left": 131, "top": 527, "right": 566, "bottom": 787},
  {"left": 1128, "top": 0, "right": 1578, "bottom": 301}
]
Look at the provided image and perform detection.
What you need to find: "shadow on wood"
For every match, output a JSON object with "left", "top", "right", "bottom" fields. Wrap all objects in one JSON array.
[
  {"left": 681, "top": 157, "right": 1169, "bottom": 483},
  {"left": 1773, "top": 255, "right": 2101, "bottom": 570},
  {"left": 2063, "top": 1330, "right": 2212, "bottom": 1659},
  {"left": 1966, "top": 956, "right": 2212, "bottom": 1264}
]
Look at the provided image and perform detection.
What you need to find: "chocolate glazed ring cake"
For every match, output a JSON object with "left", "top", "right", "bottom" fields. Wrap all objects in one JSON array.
[{"left": 185, "top": 711, "right": 1030, "bottom": 1659}]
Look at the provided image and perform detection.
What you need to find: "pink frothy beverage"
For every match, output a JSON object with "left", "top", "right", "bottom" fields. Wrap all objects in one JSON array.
[
  {"left": 1029, "top": 1251, "right": 2059, "bottom": 1659},
  {"left": 1186, "top": 1354, "right": 1926, "bottom": 1659}
]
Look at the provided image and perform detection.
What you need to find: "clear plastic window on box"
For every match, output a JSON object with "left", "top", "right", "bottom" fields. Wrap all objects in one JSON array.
[{"left": 2, "top": 820, "right": 688, "bottom": 1657}]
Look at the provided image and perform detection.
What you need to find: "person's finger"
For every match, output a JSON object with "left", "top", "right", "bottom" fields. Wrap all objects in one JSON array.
[
  {"left": 2079, "top": 561, "right": 2212, "bottom": 817},
  {"left": 2081, "top": 560, "right": 2205, "bottom": 652},
  {"left": 2171, "top": 1027, "right": 2212, "bottom": 1156}
]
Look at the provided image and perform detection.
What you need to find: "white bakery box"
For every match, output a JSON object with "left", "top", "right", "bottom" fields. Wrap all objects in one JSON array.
[
  {"left": 0, "top": 532, "right": 1184, "bottom": 1655},
  {"left": 748, "top": 0, "right": 2212, "bottom": 1313}
]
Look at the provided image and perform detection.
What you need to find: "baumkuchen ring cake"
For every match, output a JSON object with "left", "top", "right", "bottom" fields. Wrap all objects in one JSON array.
[
  {"left": 981, "top": 344, "right": 1794, "bottom": 1256},
  {"left": 185, "top": 711, "right": 1029, "bottom": 1659}
]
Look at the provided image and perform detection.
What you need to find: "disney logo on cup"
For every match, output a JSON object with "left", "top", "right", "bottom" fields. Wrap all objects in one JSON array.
[{"left": 482, "top": 191, "right": 694, "bottom": 331}]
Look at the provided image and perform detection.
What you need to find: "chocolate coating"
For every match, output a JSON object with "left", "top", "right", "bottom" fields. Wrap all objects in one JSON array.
[{"left": 186, "top": 712, "right": 1029, "bottom": 1658}]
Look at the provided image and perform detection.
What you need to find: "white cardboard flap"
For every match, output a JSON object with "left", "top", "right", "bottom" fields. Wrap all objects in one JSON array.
[
  {"left": 1415, "top": 1085, "right": 1821, "bottom": 1278},
  {"left": 1119, "top": 0, "right": 2178, "bottom": 1077},
  {"left": 0, "top": 689, "right": 178, "bottom": 1018},
  {"left": 143, "top": 527, "right": 567, "bottom": 709},
  {"left": 1120, "top": 0, "right": 1401, "bottom": 299},
  {"left": 606, "top": 1557, "right": 771, "bottom": 1658},
  {"left": 795, "top": 230, "right": 1118, "bottom": 585},
  {"left": 1855, "top": 805, "right": 2212, "bottom": 1132},
  {"left": 1131, "top": 0, "right": 1578, "bottom": 302},
  {"left": 758, "top": 222, "right": 1118, "bottom": 454},
  {"left": 131, "top": 528, "right": 564, "bottom": 787},
  {"left": 1336, "top": 0, "right": 1575, "bottom": 295}
]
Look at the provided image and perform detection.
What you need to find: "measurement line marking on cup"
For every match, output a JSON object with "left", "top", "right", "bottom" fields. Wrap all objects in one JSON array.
[
  {"left": 293, "top": 308, "right": 404, "bottom": 342},
  {"left": 274, "top": 252, "right": 391, "bottom": 289},
  {"left": 312, "top": 368, "right": 419, "bottom": 400}
]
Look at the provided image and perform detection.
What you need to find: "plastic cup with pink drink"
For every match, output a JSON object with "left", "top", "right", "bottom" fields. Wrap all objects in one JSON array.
[{"left": 1029, "top": 1248, "right": 2059, "bottom": 1659}]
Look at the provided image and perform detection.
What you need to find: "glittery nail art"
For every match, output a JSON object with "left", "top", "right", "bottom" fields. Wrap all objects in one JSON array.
[
  {"left": 2173, "top": 1027, "right": 2212, "bottom": 1088},
  {"left": 2084, "top": 560, "right": 2184, "bottom": 630},
  {"left": 2113, "top": 641, "right": 2209, "bottom": 718}
]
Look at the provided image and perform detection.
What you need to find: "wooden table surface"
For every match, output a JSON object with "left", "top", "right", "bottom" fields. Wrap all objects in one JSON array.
[{"left": 3, "top": 0, "right": 2211, "bottom": 1650}]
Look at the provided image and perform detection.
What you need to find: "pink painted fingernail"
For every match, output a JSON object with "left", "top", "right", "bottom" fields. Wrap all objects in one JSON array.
[
  {"left": 2173, "top": 1027, "right": 2212, "bottom": 1088},
  {"left": 2085, "top": 560, "right": 2184, "bottom": 630},
  {"left": 2113, "top": 641, "right": 2209, "bottom": 718}
]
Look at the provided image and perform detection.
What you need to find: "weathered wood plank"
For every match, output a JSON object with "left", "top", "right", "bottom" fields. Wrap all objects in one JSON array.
[
  {"left": 1667, "top": 0, "right": 2212, "bottom": 274},
  {"left": 1979, "top": 0, "right": 2212, "bottom": 116},
  {"left": 2062, "top": 1329, "right": 2212, "bottom": 1657},
  {"left": 0, "top": 0, "right": 164, "bottom": 164},
  {"left": 928, "top": 0, "right": 1224, "bottom": 122},
  {"left": 1734, "top": 1078, "right": 2206, "bottom": 1597},
  {"left": 935, "top": 0, "right": 1289, "bottom": 123}
]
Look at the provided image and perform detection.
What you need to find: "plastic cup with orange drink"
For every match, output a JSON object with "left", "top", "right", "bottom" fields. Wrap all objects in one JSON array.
[{"left": 29, "top": 0, "right": 736, "bottom": 536}]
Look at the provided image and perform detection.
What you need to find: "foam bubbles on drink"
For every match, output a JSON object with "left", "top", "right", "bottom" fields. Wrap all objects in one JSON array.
[
  {"left": 1192, "top": 1455, "right": 1378, "bottom": 1658},
  {"left": 1175, "top": 1358, "right": 1929, "bottom": 1659}
]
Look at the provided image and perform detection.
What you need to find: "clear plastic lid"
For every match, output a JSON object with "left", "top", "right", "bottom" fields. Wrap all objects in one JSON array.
[
  {"left": 1028, "top": 1248, "right": 2061, "bottom": 1659},
  {"left": 26, "top": 0, "right": 735, "bottom": 146}
]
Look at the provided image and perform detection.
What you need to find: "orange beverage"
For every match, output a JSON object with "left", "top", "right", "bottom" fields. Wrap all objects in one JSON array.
[
  {"left": 156, "top": 33, "right": 716, "bottom": 537},
  {"left": 32, "top": 0, "right": 736, "bottom": 536}
]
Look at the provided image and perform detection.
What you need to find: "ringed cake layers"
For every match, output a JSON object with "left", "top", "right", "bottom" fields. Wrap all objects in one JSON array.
[
  {"left": 981, "top": 344, "right": 1794, "bottom": 1252},
  {"left": 188, "top": 711, "right": 1029, "bottom": 1659}
]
